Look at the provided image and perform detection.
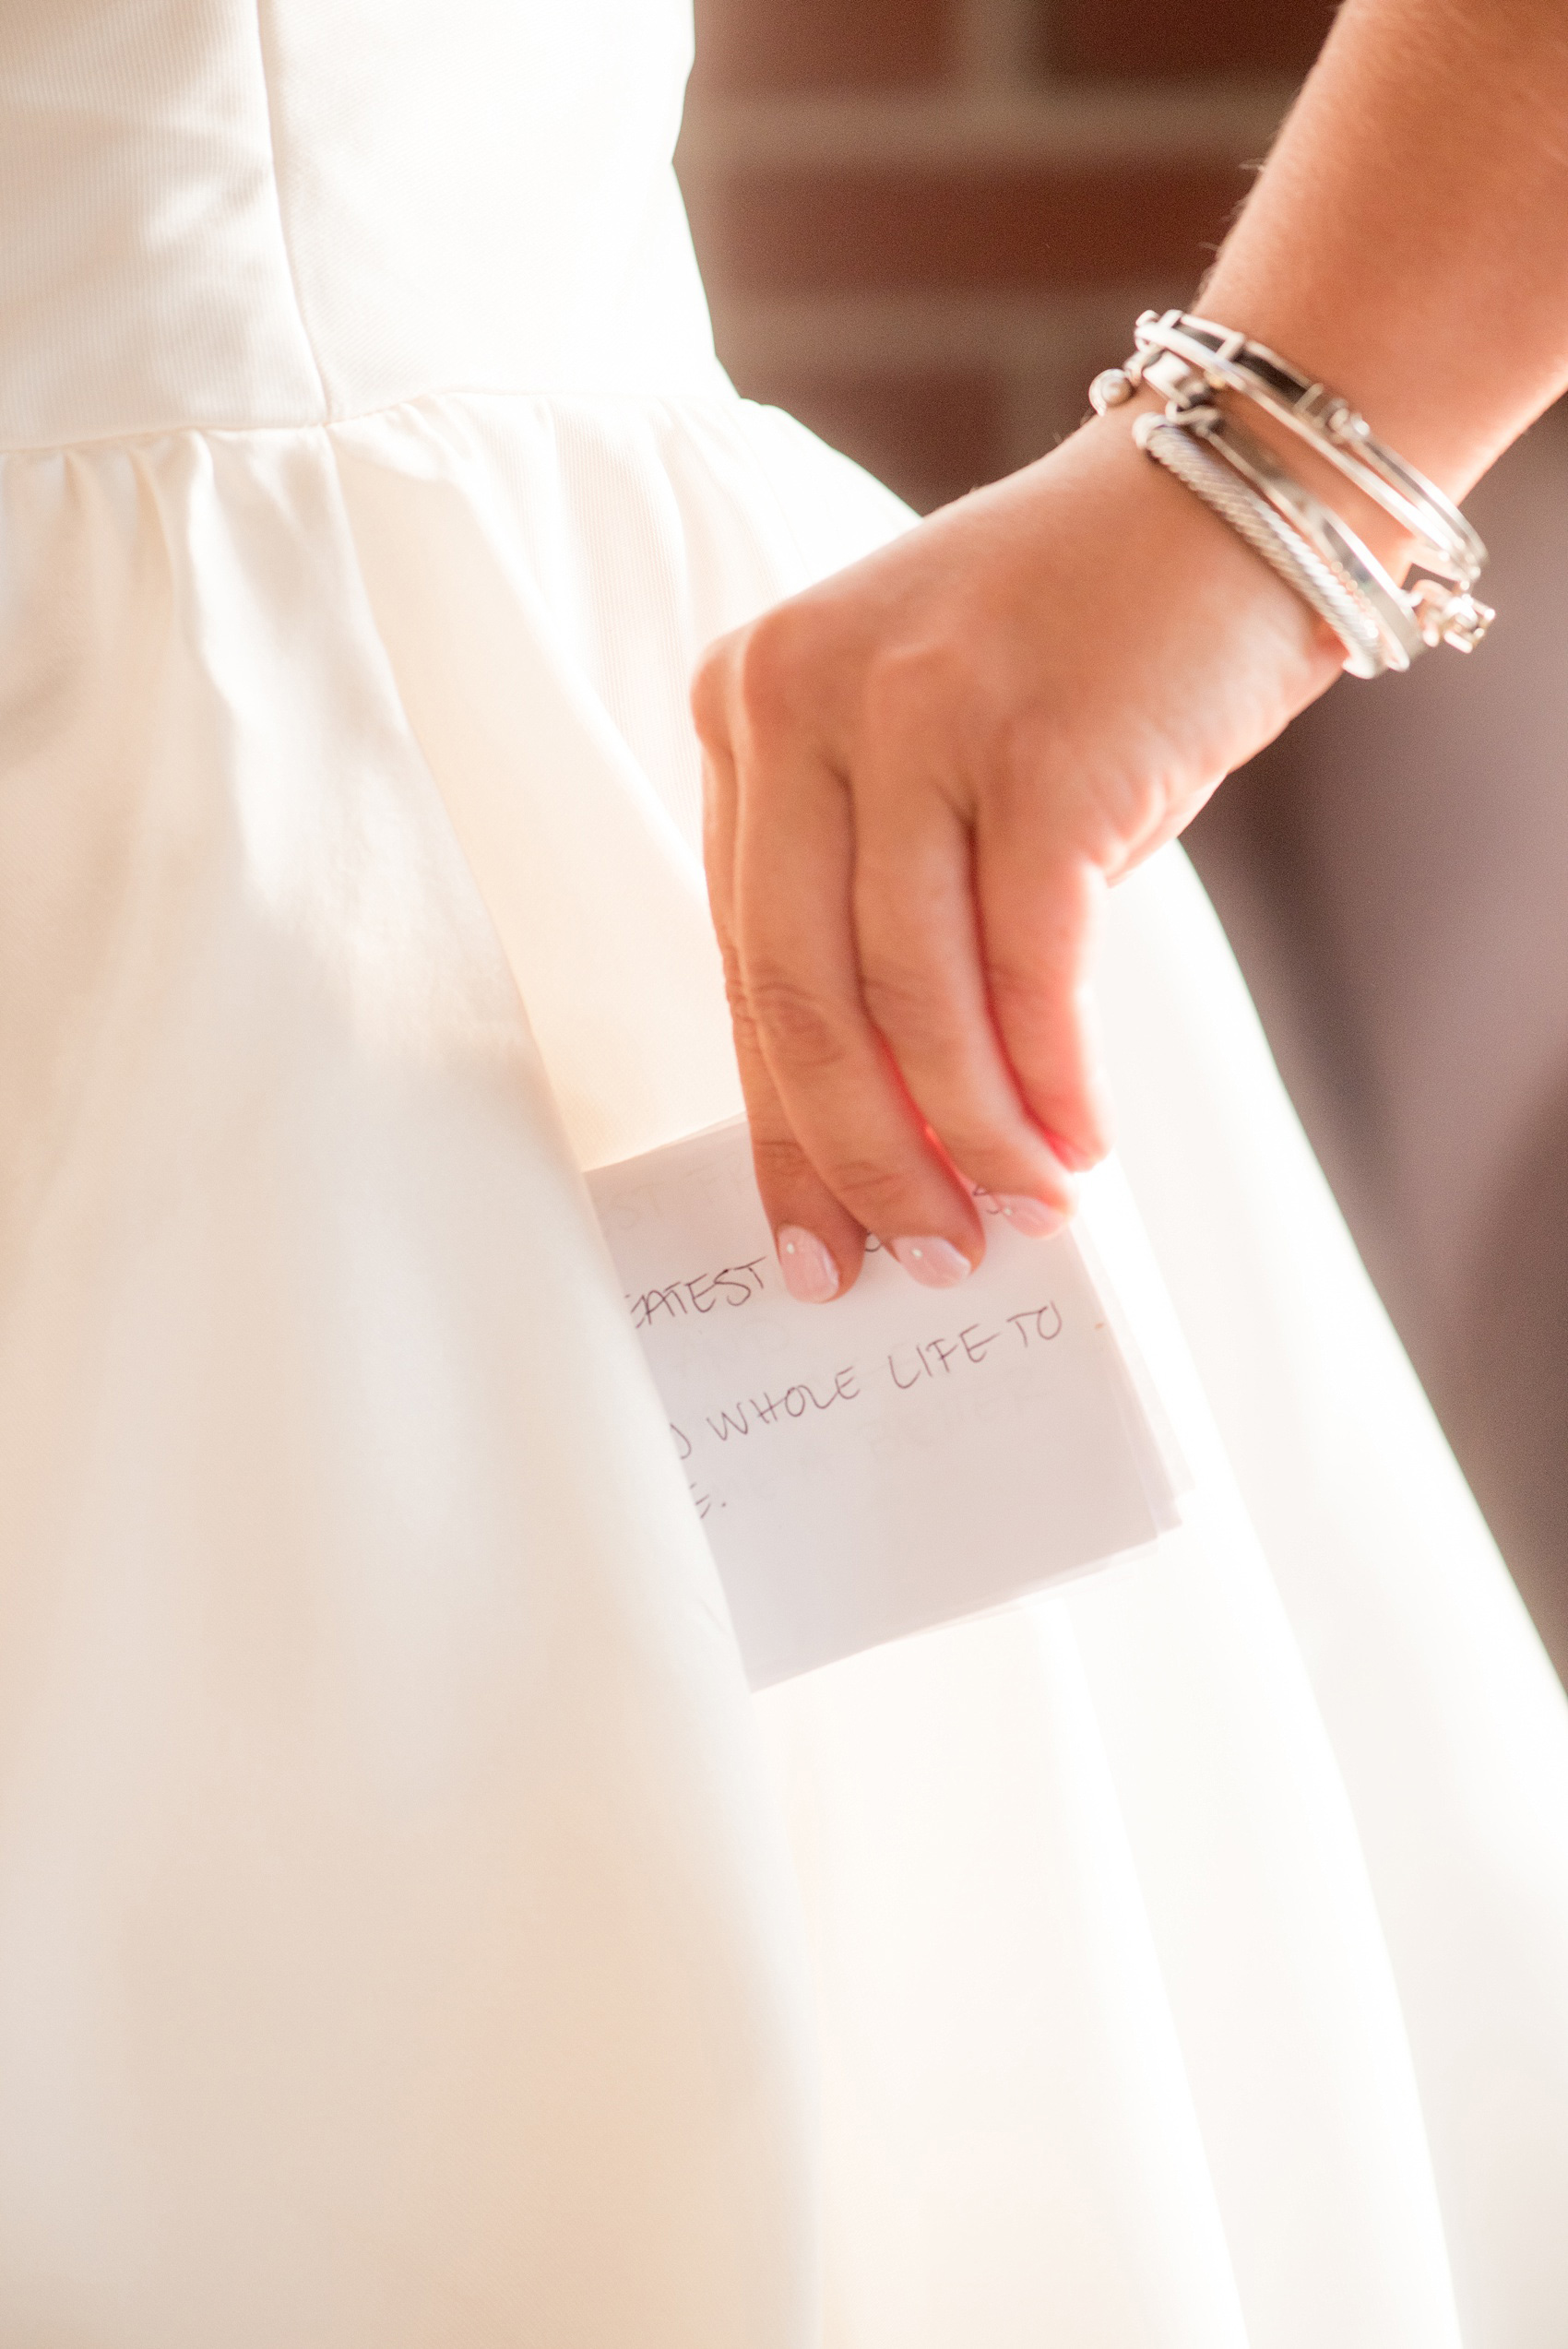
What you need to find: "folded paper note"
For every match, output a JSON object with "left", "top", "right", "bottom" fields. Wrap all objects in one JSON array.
[{"left": 588, "top": 1119, "right": 1182, "bottom": 1687}]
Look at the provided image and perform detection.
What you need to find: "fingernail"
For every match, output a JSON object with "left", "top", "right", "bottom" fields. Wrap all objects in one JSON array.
[
  {"left": 994, "top": 1193, "right": 1067, "bottom": 1240},
  {"left": 777, "top": 1225, "right": 840, "bottom": 1303},
  {"left": 1043, "top": 1130, "right": 1094, "bottom": 1175},
  {"left": 889, "top": 1235, "right": 972, "bottom": 1290}
]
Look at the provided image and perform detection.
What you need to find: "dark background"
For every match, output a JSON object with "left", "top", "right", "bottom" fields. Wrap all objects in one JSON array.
[{"left": 679, "top": 0, "right": 1568, "bottom": 1681}]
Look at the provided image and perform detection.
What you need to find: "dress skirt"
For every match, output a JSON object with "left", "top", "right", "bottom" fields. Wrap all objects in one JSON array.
[{"left": 1, "top": 3, "right": 1566, "bottom": 2343}]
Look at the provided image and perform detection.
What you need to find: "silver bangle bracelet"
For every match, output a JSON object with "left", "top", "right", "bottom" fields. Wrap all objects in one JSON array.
[
  {"left": 1161, "top": 386, "right": 1426, "bottom": 673},
  {"left": 1129, "top": 310, "right": 1487, "bottom": 591},
  {"left": 1132, "top": 410, "right": 1388, "bottom": 676},
  {"left": 1089, "top": 313, "right": 1495, "bottom": 673}
]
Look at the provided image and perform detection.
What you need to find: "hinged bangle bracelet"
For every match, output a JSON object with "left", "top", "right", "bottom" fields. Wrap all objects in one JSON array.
[
  {"left": 1090, "top": 318, "right": 1495, "bottom": 670},
  {"left": 1129, "top": 310, "right": 1489, "bottom": 590},
  {"left": 1132, "top": 409, "right": 1389, "bottom": 676}
]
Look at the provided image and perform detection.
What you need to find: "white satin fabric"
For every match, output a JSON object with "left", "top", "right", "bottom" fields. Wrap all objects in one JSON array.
[{"left": 1, "top": 4, "right": 1565, "bottom": 2344}]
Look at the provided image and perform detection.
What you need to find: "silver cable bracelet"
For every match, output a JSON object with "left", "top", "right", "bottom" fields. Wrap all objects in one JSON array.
[
  {"left": 1089, "top": 313, "right": 1495, "bottom": 675},
  {"left": 1187, "top": 400, "right": 1425, "bottom": 670},
  {"left": 1141, "top": 365, "right": 1426, "bottom": 673},
  {"left": 1130, "top": 311, "right": 1486, "bottom": 587},
  {"left": 1133, "top": 410, "right": 1387, "bottom": 676}
]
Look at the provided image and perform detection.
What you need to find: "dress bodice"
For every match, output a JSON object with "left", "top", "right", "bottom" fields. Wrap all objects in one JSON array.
[{"left": 0, "top": 0, "right": 722, "bottom": 448}]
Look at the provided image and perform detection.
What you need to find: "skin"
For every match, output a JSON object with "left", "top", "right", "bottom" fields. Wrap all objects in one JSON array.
[{"left": 692, "top": 0, "right": 1568, "bottom": 1299}]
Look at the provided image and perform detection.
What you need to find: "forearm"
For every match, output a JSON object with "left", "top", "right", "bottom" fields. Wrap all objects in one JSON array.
[
  {"left": 1203, "top": 0, "right": 1568, "bottom": 498},
  {"left": 694, "top": 5, "right": 1568, "bottom": 1269}
]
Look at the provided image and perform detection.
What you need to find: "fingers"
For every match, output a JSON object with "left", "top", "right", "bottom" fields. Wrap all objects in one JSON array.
[
  {"left": 849, "top": 732, "right": 1078, "bottom": 1222},
  {"left": 972, "top": 801, "right": 1115, "bottom": 1173},
  {"left": 695, "top": 618, "right": 1112, "bottom": 1306},
  {"left": 697, "top": 646, "right": 869, "bottom": 1302},
  {"left": 731, "top": 732, "right": 986, "bottom": 1280}
]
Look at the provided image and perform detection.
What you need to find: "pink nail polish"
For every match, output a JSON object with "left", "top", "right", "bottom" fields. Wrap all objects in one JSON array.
[
  {"left": 777, "top": 1225, "right": 840, "bottom": 1303},
  {"left": 1043, "top": 1130, "right": 1093, "bottom": 1175},
  {"left": 889, "top": 1235, "right": 972, "bottom": 1290},
  {"left": 994, "top": 1193, "right": 1067, "bottom": 1240}
]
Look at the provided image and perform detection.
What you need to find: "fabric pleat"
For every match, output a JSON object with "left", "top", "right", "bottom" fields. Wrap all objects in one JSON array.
[{"left": 3, "top": 3, "right": 1568, "bottom": 2343}]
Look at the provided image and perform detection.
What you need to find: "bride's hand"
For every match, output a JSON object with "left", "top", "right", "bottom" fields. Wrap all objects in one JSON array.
[{"left": 692, "top": 404, "right": 1343, "bottom": 1300}]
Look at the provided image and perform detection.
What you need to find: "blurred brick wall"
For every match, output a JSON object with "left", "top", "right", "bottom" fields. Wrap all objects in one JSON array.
[{"left": 679, "top": 0, "right": 1336, "bottom": 512}]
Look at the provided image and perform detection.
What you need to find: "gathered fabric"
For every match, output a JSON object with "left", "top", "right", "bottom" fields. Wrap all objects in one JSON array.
[{"left": 2, "top": 4, "right": 1567, "bottom": 2344}]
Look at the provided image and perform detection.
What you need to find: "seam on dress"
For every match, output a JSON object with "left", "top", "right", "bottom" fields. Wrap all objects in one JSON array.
[
  {"left": 0, "top": 386, "right": 748, "bottom": 461},
  {"left": 250, "top": 0, "right": 332, "bottom": 422}
]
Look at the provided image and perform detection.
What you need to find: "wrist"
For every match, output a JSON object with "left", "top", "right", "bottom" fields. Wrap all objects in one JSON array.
[
  {"left": 1083, "top": 308, "right": 1492, "bottom": 672},
  {"left": 1218, "top": 397, "right": 1418, "bottom": 581},
  {"left": 1071, "top": 393, "right": 1351, "bottom": 690}
]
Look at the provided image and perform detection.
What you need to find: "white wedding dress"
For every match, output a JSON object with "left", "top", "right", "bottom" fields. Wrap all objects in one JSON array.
[{"left": 2, "top": 4, "right": 1566, "bottom": 2343}]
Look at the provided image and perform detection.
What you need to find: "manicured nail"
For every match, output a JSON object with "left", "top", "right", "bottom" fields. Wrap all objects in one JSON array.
[
  {"left": 1043, "top": 1130, "right": 1094, "bottom": 1175},
  {"left": 889, "top": 1235, "right": 972, "bottom": 1289},
  {"left": 777, "top": 1225, "right": 840, "bottom": 1303},
  {"left": 994, "top": 1193, "right": 1067, "bottom": 1239}
]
